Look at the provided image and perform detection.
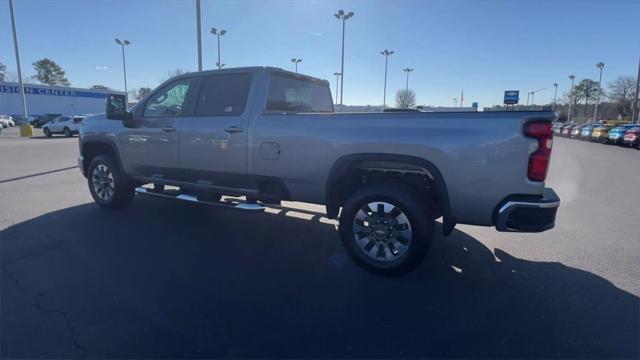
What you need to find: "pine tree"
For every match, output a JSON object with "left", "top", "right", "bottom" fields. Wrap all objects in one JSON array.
[{"left": 32, "top": 58, "right": 70, "bottom": 86}]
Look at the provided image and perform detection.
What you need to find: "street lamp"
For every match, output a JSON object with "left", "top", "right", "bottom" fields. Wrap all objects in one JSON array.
[
  {"left": 552, "top": 82, "right": 558, "bottom": 111},
  {"left": 593, "top": 62, "right": 605, "bottom": 121},
  {"left": 530, "top": 88, "right": 546, "bottom": 106},
  {"left": 211, "top": 27, "right": 227, "bottom": 70},
  {"left": 380, "top": 49, "right": 394, "bottom": 110},
  {"left": 8, "top": 0, "right": 32, "bottom": 136},
  {"left": 333, "top": 72, "right": 341, "bottom": 105},
  {"left": 115, "top": 38, "right": 130, "bottom": 103},
  {"left": 403, "top": 68, "right": 414, "bottom": 94},
  {"left": 290, "top": 58, "right": 302, "bottom": 73},
  {"left": 633, "top": 56, "right": 640, "bottom": 124},
  {"left": 334, "top": 9, "right": 354, "bottom": 105},
  {"left": 568, "top": 75, "right": 576, "bottom": 122}
]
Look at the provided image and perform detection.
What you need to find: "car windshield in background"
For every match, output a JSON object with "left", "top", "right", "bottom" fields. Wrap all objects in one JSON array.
[{"left": 266, "top": 73, "right": 333, "bottom": 113}]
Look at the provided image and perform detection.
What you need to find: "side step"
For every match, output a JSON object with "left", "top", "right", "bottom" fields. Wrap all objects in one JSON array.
[{"left": 135, "top": 187, "right": 265, "bottom": 212}]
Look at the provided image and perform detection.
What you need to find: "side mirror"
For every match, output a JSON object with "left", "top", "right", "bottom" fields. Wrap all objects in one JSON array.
[{"left": 106, "top": 93, "right": 133, "bottom": 121}]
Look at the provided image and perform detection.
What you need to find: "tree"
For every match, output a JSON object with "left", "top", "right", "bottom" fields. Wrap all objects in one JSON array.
[
  {"left": 167, "top": 68, "right": 188, "bottom": 79},
  {"left": 607, "top": 76, "right": 636, "bottom": 118},
  {"left": 90, "top": 84, "right": 111, "bottom": 91},
  {"left": 32, "top": 58, "right": 70, "bottom": 86},
  {"left": 395, "top": 89, "right": 416, "bottom": 108},
  {"left": 137, "top": 87, "right": 152, "bottom": 100},
  {"left": 0, "top": 62, "right": 6, "bottom": 82},
  {"left": 573, "top": 79, "right": 599, "bottom": 117}
]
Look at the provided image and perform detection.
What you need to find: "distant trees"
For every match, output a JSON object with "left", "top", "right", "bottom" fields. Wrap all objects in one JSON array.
[
  {"left": 607, "top": 76, "right": 637, "bottom": 117},
  {"left": 90, "top": 84, "right": 111, "bottom": 91},
  {"left": 167, "top": 68, "right": 188, "bottom": 79},
  {"left": 0, "top": 62, "right": 5, "bottom": 82},
  {"left": 572, "top": 79, "right": 599, "bottom": 117},
  {"left": 137, "top": 87, "right": 152, "bottom": 100},
  {"left": 395, "top": 89, "right": 416, "bottom": 108},
  {"left": 32, "top": 58, "right": 69, "bottom": 86}
]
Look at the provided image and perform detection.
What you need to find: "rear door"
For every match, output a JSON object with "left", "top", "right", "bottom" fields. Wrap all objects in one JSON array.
[
  {"left": 119, "top": 77, "right": 196, "bottom": 179},
  {"left": 178, "top": 72, "right": 255, "bottom": 189}
]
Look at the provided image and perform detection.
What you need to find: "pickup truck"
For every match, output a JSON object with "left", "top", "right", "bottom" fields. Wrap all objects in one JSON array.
[{"left": 78, "top": 66, "right": 560, "bottom": 275}]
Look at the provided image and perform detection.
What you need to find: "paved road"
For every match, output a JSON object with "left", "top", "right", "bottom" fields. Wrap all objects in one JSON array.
[{"left": 1, "top": 127, "right": 639, "bottom": 358}]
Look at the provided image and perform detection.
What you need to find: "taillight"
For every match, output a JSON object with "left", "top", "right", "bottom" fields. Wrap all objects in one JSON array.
[{"left": 524, "top": 121, "right": 553, "bottom": 182}]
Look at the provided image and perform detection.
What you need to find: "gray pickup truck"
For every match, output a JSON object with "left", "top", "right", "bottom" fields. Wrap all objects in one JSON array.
[{"left": 78, "top": 66, "right": 559, "bottom": 275}]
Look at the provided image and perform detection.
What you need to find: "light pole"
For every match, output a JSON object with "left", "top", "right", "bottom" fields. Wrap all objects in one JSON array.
[
  {"left": 452, "top": 98, "right": 458, "bottom": 107},
  {"left": 216, "top": 62, "right": 225, "bottom": 68},
  {"left": 526, "top": 92, "right": 531, "bottom": 106},
  {"left": 290, "top": 58, "right": 302, "bottom": 73},
  {"left": 380, "top": 49, "right": 394, "bottom": 110},
  {"left": 593, "top": 62, "right": 605, "bottom": 121},
  {"left": 211, "top": 27, "right": 227, "bottom": 70},
  {"left": 9, "top": 0, "right": 32, "bottom": 136},
  {"left": 568, "top": 75, "right": 576, "bottom": 122},
  {"left": 552, "top": 82, "right": 558, "bottom": 111},
  {"left": 115, "top": 38, "right": 130, "bottom": 103},
  {"left": 530, "top": 88, "right": 546, "bottom": 106},
  {"left": 196, "top": 0, "right": 202, "bottom": 71},
  {"left": 334, "top": 10, "right": 354, "bottom": 106},
  {"left": 403, "top": 68, "right": 413, "bottom": 94},
  {"left": 633, "top": 56, "right": 640, "bottom": 124},
  {"left": 333, "top": 72, "right": 341, "bottom": 105}
]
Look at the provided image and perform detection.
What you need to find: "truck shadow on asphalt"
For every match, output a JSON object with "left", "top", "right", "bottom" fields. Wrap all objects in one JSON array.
[{"left": 1, "top": 198, "right": 638, "bottom": 358}]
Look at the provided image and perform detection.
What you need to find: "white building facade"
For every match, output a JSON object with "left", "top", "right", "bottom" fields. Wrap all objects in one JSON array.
[{"left": 0, "top": 82, "right": 124, "bottom": 115}]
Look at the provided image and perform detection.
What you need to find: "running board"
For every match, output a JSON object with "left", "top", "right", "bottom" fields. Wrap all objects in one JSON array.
[{"left": 135, "top": 187, "right": 265, "bottom": 212}]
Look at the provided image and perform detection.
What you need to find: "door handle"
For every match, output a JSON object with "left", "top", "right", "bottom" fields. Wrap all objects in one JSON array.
[
  {"left": 224, "top": 126, "right": 244, "bottom": 134},
  {"left": 162, "top": 126, "right": 177, "bottom": 132}
]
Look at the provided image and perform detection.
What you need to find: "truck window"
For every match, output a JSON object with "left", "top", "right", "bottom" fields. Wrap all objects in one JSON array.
[
  {"left": 266, "top": 74, "right": 333, "bottom": 113},
  {"left": 144, "top": 79, "right": 192, "bottom": 117},
  {"left": 195, "top": 73, "right": 252, "bottom": 116}
]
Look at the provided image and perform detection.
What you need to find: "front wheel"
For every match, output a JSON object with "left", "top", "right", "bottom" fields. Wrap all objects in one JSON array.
[
  {"left": 87, "top": 155, "right": 134, "bottom": 209},
  {"left": 339, "top": 182, "right": 434, "bottom": 276},
  {"left": 44, "top": 128, "right": 51, "bottom": 137},
  {"left": 63, "top": 127, "right": 72, "bottom": 137}
]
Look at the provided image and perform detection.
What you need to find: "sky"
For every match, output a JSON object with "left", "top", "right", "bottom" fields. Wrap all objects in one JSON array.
[{"left": 1, "top": 0, "right": 639, "bottom": 108}]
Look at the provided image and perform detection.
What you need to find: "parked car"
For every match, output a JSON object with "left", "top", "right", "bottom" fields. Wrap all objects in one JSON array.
[
  {"left": 608, "top": 124, "right": 638, "bottom": 145},
  {"left": 580, "top": 123, "right": 600, "bottom": 140},
  {"left": 570, "top": 124, "right": 589, "bottom": 139},
  {"left": 10, "top": 115, "right": 36, "bottom": 125},
  {"left": 552, "top": 122, "right": 565, "bottom": 135},
  {"left": 42, "top": 115, "right": 86, "bottom": 137},
  {"left": 0, "top": 115, "right": 15, "bottom": 128},
  {"left": 31, "top": 113, "right": 62, "bottom": 128},
  {"left": 560, "top": 123, "right": 576, "bottom": 137},
  {"left": 591, "top": 124, "right": 616, "bottom": 143},
  {"left": 623, "top": 127, "right": 640, "bottom": 148},
  {"left": 78, "top": 66, "right": 560, "bottom": 275}
]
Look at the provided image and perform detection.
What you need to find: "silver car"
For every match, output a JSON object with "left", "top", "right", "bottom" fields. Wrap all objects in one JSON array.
[{"left": 43, "top": 115, "right": 86, "bottom": 137}]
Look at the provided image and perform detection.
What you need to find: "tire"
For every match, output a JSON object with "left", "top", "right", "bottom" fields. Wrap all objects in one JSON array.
[
  {"left": 339, "top": 182, "right": 434, "bottom": 276},
  {"left": 63, "top": 127, "right": 71, "bottom": 137},
  {"left": 87, "top": 155, "right": 134, "bottom": 209},
  {"left": 43, "top": 128, "right": 51, "bottom": 137}
]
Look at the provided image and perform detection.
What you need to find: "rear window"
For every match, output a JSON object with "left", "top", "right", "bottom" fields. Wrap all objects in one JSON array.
[
  {"left": 195, "top": 73, "right": 252, "bottom": 116},
  {"left": 266, "top": 73, "right": 333, "bottom": 113}
]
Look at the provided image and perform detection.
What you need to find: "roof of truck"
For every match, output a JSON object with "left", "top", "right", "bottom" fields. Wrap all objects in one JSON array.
[{"left": 172, "top": 66, "right": 329, "bottom": 84}]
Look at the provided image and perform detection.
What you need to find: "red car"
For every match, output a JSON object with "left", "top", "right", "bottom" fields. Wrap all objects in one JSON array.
[{"left": 623, "top": 127, "right": 640, "bottom": 148}]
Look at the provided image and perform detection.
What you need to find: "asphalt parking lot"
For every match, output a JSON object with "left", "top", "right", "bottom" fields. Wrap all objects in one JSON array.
[{"left": 1, "top": 126, "right": 639, "bottom": 358}]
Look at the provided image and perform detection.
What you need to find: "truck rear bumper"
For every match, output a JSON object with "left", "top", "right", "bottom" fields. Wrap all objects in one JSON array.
[{"left": 495, "top": 187, "right": 560, "bottom": 232}]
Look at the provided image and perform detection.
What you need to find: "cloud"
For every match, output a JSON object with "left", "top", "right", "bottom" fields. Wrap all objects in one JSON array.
[
  {"left": 311, "top": 32, "right": 323, "bottom": 36},
  {"left": 95, "top": 65, "right": 109, "bottom": 71}
]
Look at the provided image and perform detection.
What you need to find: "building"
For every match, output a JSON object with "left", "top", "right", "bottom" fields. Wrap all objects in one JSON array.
[{"left": 0, "top": 82, "right": 124, "bottom": 115}]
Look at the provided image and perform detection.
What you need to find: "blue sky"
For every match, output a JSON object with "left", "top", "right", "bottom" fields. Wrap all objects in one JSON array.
[{"left": 1, "top": 0, "right": 639, "bottom": 107}]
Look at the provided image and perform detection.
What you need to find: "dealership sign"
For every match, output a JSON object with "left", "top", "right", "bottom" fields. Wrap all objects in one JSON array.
[
  {"left": 503, "top": 90, "right": 519, "bottom": 105},
  {"left": 0, "top": 84, "right": 108, "bottom": 99}
]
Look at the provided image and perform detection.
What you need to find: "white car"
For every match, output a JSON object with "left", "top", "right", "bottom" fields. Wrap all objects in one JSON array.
[
  {"left": 42, "top": 115, "right": 86, "bottom": 137},
  {"left": 0, "top": 115, "right": 15, "bottom": 128}
]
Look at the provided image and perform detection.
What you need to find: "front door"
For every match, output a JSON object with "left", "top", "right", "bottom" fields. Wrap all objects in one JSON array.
[
  {"left": 179, "top": 72, "right": 255, "bottom": 189},
  {"left": 119, "top": 78, "right": 195, "bottom": 179}
]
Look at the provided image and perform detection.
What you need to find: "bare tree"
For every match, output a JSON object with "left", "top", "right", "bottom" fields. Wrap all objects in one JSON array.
[
  {"left": 573, "top": 79, "right": 599, "bottom": 117},
  {"left": 167, "top": 68, "right": 188, "bottom": 79},
  {"left": 395, "top": 89, "right": 416, "bottom": 108},
  {"left": 0, "top": 62, "right": 6, "bottom": 82},
  {"left": 607, "top": 76, "right": 636, "bottom": 118}
]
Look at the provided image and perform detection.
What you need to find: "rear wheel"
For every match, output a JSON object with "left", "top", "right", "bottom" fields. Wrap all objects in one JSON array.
[
  {"left": 44, "top": 128, "right": 51, "bottom": 137},
  {"left": 339, "top": 182, "right": 434, "bottom": 276},
  {"left": 87, "top": 155, "right": 134, "bottom": 209},
  {"left": 63, "top": 127, "right": 71, "bottom": 137}
]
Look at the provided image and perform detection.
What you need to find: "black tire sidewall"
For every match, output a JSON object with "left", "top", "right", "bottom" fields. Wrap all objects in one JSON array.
[
  {"left": 44, "top": 128, "right": 51, "bottom": 137},
  {"left": 64, "top": 128, "right": 71, "bottom": 137},
  {"left": 87, "top": 155, "right": 133, "bottom": 208},
  {"left": 339, "top": 182, "right": 434, "bottom": 275}
]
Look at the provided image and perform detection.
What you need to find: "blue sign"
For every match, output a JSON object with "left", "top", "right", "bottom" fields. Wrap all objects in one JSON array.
[
  {"left": 504, "top": 90, "right": 519, "bottom": 105},
  {"left": 0, "top": 84, "right": 109, "bottom": 99}
]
